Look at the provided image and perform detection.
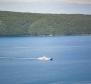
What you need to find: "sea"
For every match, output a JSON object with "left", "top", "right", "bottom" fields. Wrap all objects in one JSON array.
[{"left": 0, "top": 36, "right": 91, "bottom": 84}]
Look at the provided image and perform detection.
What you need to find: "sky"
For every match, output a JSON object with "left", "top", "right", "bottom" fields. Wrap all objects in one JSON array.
[{"left": 0, "top": 0, "right": 91, "bottom": 14}]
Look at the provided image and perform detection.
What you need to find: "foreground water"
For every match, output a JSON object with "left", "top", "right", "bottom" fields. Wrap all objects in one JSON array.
[{"left": 0, "top": 36, "right": 91, "bottom": 84}]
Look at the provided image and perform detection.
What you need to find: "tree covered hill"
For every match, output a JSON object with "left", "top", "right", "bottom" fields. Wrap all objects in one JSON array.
[{"left": 0, "top": 11, "right": 91, "bottom": 36}]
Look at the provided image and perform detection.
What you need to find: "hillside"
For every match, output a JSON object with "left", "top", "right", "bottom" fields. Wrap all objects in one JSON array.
[{"left": 0, "top": 11, "right": 91, "bottom": 36}]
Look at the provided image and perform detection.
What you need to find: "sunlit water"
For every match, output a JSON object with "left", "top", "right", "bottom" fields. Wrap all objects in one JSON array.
[{"left": 0, "top": 36, "right": 91, "bottom": 84}]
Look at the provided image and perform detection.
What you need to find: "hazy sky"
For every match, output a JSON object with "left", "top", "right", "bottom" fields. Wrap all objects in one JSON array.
[{"left": 0, "top": 0, "right": 91, "bottom": 14}]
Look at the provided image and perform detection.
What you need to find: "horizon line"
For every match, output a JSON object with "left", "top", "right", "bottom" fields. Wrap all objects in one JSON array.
[{"left": 0, "top": 10, "right": 91, "bottom": 15}]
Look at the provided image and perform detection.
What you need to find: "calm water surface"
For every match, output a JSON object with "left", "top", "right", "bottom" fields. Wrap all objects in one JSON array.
[{"left": 0, "top": 36, "right": 91, "bottom": 84}]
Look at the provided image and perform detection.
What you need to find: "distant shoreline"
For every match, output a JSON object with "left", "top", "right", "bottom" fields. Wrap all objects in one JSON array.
[
  {"left": 0, "top": 11, "right": 91, "bottom": 36},
  {"left": 0, "top": 34, "right": 91, "bottom": 37}
]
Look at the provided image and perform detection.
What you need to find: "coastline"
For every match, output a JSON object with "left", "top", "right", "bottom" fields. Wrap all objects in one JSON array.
[{"left": 0, "top": 34, "right": 91, "bottom": 37}]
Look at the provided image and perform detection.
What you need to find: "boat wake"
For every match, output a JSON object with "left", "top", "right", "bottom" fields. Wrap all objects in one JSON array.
[
  {"left": 0, "top": 56, "right": 53, "bottom": 61},
  {"left": 37, "top": 56, "right": 53, "bottom": 61}
]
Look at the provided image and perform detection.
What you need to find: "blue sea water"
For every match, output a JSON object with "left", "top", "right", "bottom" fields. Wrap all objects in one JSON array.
[{"left": 0, "top": 36, "right": 91, "bottom": 84}]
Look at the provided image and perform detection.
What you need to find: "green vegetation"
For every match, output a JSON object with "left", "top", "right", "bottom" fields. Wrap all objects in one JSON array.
[{"left": 0, "top": 11, "right": 91, "bottom": 36}]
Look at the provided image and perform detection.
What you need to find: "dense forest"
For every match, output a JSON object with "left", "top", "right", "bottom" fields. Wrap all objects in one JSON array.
[{"left": 0, "top": 11, "right": 91, "bottom": 36}]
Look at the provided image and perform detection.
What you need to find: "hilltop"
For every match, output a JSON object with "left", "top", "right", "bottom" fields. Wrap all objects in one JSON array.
[{"left": 0, "top": 11, "right": 91, "bottom": 36}]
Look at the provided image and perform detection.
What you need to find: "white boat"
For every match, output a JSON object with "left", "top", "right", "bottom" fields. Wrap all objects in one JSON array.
[{"left": 37, "top": 56, "right": 53, "bottom": 61}]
